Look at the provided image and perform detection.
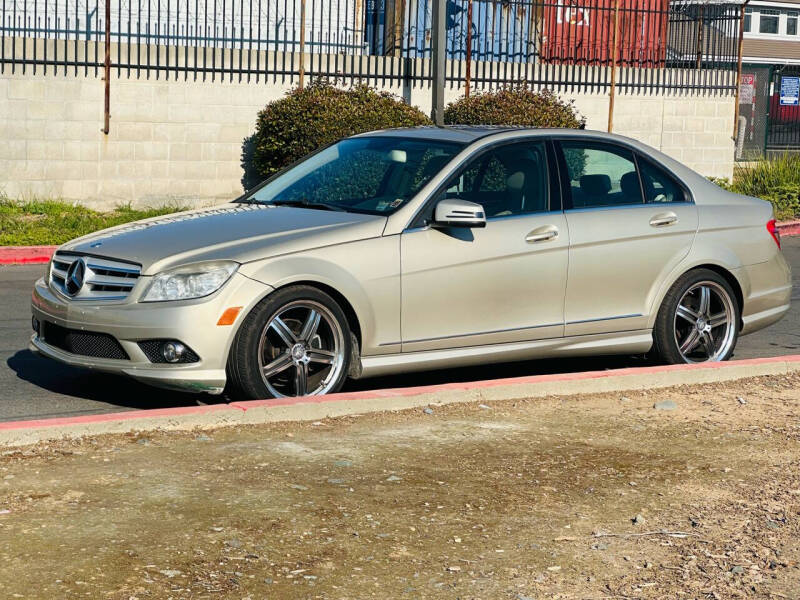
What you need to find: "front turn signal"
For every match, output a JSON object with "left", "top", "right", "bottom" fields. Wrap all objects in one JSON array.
[{"left": 217, "top": 306, "right": 243, "bottom": 326}]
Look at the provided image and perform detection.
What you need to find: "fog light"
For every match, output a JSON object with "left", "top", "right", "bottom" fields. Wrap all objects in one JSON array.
[
  {"left": 32, "top": 316, "right": 40, "bottom": 335},
  {"left": 162, "top": 341, "right": 186, "bottom": 363}
]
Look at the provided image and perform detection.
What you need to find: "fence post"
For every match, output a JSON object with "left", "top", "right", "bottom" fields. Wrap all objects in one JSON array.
[
  {"left": 298, "top": 0, "right": 306, "bottom": 89},
  {"left": 431, "top": 0, "right": 446, "bottom": 126},
  {"left": 465, "top": 0, "right": 473, "bottom": 98},
  {"left": 607, "top": 0, "right": 620, "bottom": 133},
  {"left": 733, "top": 1, "right": 751, "bottom": 141},
  {"left": 103, "top": 0, "right": 111, "bottom": 134}
]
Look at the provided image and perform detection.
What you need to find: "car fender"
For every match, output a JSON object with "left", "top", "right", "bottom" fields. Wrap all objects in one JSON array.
[
  {"left": 238, "top": 236, "right": 401, "bottom": 356},
  {"left": 645, "top": 243, "right": 747, "bottom": 330}
]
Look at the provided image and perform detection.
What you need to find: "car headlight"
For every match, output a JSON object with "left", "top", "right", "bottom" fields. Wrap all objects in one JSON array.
[{"left": 141, "top": 261, "right": 238, "bottom": 302}]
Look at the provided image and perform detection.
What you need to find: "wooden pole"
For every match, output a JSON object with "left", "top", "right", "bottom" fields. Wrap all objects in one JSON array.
[
  {"left": 431, "top": 0, "right": 446, "bottom": 125},
  {"left": 607, "top": 0, "right": 620, "bottom": 133},
  {"left": 465, "top": 0, "right": 473, "bottom": 98},
  {"left": 102, "top": 0, "right": 110, "bottom": 134},
  {"left": 733, "top": 1, "right": 750, "bottom": 140},
  {"left": 298, "top": 0, "right": 306, "bottom": 89}
]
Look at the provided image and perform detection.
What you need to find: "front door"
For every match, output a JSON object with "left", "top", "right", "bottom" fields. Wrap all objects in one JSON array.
[
  {"left": 400, "top": 140, "right": 569, "bottom": 352},
  {"left": 555, "top": 139, "right": 699, "bottom": 337}
]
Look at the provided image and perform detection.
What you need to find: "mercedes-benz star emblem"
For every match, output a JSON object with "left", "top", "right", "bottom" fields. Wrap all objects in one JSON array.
[{"left": 65, "top": 258, "right": 86, "bottom": 297}]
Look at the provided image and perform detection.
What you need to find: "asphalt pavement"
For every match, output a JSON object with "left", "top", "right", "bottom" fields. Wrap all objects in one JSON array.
[{"left": 2, "top": 238, "right": 799, "bottom": 422}]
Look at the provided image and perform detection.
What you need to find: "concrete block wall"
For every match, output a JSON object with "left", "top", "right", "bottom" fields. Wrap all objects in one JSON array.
[{"left": 0, "top": 66, "right": 735, "bottom": 208}]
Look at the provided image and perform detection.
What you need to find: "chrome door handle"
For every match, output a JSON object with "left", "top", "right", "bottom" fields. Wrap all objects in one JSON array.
[
  {"left": 526, "top": 226, "right": 559, "bottom": 243},
  {"left": 650, "top": 212, "right": 678, "bottom": 227}
]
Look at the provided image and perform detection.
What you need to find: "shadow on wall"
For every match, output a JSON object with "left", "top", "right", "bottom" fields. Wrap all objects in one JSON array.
[{"left": 240, "top": 134, "right": 263, "bottom": 193}]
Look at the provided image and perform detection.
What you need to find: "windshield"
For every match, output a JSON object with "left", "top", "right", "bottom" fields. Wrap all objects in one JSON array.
[{"left": 244, "top": 137, "right": 464, "bottom": 214}]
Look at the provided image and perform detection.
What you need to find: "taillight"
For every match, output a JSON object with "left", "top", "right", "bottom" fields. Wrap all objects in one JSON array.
[{"left": 767, "top": 219, "right": 781, "bottom": 250}]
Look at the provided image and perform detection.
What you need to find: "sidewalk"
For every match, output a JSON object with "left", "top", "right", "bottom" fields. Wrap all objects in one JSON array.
[{"left": 1, "top": 373, "right": 798, "bottom": 599}]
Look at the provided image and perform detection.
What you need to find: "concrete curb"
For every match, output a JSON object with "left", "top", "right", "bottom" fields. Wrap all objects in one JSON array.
[
  {"left": 2, "top": 354, "right": 799, "bottom": 447},
  {"left": 0, "top": 246, "right": 57, "bottom": 265}
]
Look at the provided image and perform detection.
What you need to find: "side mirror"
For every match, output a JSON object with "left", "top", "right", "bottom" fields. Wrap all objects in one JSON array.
[{"left": 433, "top": 198, "right": 487, "bottom": 229}]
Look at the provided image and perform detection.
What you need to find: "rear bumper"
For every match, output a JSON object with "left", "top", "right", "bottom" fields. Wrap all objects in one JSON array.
[
  {"left": 738, "top": 252, "right": 792, "bottom": 335},
  {"left": 30, "top": 273, "right": 273, "bottom": 394}
]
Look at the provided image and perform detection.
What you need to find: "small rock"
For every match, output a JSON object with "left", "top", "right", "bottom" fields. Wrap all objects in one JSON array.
[
  {"left": 546, "top": 566, "right": 561, "bottom": 572},
  {"left": 159, "top": 569, "right": 182, "bottom": 578},
  {"left": 453, "top": 537, "right": 462, "bottom": 543},
  {"left": 516, "top": 595, "right": 534, "bottom": 600},
  {"left": 136, "top": 438, "right": 150, "bottom": 446},
  {"left": 386, "top": 475, "right": 402, "bottom": 482},
  {"left": 0, "top": 509, "right": 10, "bottom": 515},
  {"left": 478, "top": 404, "right": 490, "bottom": 409},
  {"left": 264, "top": 578, "right": 273, "bottom": 585},
  {"left": 225, "top": 539, "right": 243, "bottom": 549},
  {"left": 334, "top": 460, "right": 353, "bottom": 467},
  {"left": 654, "top": 400, "right": 678, "bottom": 411},
  {"left": 423, "top": 407, "right": 434, "bottom": 415},
  {"left": 195, "top": 434, "right": 212, "bottom": 442},
  {"left": 210, "top": 526, "right": 224, "bottom": 532},
  {"left": 737, "top": 396, "right": 747, "bottom": 405},
  {"left": 289, "top": 484, "right": 308, "bottom": 491},
  {"left": 311, "top": 422, "right": 324, "bottom": 426},
  {"left": 592, "top": 543, "right": 609, "bottom": 551},
  {"left": 327, "top": 478, "right": 345, "bottom": 485},
  {"left": 632, "top": 514, "right": 646, "bottom": 525},
  {"left": 446, "top": 566, "right": 461, "bottom": 572},
  {"left": 3, "top": 475, "right": 14, "bottom": 480},
  {"left": 644, "top": 561, "right": 653, "bottom": 569},
  {"left": 766, "top": 520, "right": 780, "bottom": 530},
  {"left": 731, "top": 565, "right": 745, "bottom": 575},
  {"left": 620, "top": 396, "right": 631, "bottom": 403}
]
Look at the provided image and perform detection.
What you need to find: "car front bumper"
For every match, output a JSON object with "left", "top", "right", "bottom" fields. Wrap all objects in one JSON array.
[{"left": 30, "top": 272, "right": 273, "bottom": 394}]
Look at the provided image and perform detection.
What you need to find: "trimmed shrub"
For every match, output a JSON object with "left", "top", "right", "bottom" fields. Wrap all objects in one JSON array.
[
  {"left": 443, "top": 87, "right": 586, "bottom": 129},
  {"left": 247, "top": 80, "right": 432, "bottom": 186}
]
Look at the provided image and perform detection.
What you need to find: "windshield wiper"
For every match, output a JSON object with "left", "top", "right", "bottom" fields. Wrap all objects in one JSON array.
[{"left": 269, "top": 199, "right": 345, "bottom": 212}]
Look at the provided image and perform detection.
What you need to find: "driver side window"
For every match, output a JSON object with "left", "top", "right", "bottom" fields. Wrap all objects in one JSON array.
[{"left": 441, "top": 142, "right": 550, "bottom": 218}]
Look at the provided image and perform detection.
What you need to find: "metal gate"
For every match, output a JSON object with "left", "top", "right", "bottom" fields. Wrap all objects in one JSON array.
[
  {"left": 767, "top": 66, "right": 800, "bottom": 157},
  {"left": 736, "top": 65, "right": 772, "bottom": 161}
]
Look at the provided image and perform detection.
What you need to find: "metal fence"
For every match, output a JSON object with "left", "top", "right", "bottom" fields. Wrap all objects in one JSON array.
[{"left": 1, "top": 0, "right": 743, "bottom": 94}]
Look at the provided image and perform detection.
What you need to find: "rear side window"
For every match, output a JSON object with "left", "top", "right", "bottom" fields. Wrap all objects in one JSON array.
[
  {"left": 559, "top": 141, "right": 643, "bottom": 209},
  {"left": 639, "top": 159, "right": 686, "bottom": 204}
]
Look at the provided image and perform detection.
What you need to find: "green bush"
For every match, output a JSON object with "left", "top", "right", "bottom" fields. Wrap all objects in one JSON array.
[
  {"left": 247, "top": 80, "right": 432, "bottom": 186},
  {"left": 710, "top": 154, "right": 800, "bottom": 221},
  {"left": 443, "top": 87, "right": 586, "bottom": 129}
]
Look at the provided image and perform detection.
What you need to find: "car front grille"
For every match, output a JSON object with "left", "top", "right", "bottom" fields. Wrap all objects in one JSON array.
[
  {"left": 42, "top": 322, "right": 130, "bottom": 360},
  {"left": 50, "top": 252, "right": 142, "bottom": 302}
]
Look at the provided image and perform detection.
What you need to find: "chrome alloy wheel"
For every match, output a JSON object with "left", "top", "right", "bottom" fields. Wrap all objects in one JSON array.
[
  {"left": 257, "top": 300, "right": 345, "bottom": 397},
  {"left": 673, "top": 281, "right": 736, "bottom": 363}
]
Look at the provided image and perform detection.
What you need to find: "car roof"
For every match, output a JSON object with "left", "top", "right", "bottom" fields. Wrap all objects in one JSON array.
[{"left": 353, "top": 125, "right": 534, "bottom": 144}]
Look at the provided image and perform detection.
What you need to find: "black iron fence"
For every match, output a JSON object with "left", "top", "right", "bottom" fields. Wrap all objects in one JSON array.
[{"left": 1, "top": 0, "right": 743, "bottom": 94}]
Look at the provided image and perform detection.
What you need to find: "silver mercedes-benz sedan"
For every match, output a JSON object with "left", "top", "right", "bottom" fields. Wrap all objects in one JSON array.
[{"left": 31, "top": 127, "right": 791, "bottom": 398}]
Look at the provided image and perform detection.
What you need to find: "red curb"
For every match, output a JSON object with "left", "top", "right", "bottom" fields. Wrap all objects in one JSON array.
[
  {"left": 0, "top": 403, "right": 238, "bottom": 432},
  {"left": 2, "top": 354, "right": 799, "bottom": 433},
  {"left": 777, "top": 220, "right": 800, "bottom": 238},
  {"left": 228, "top": 354, "right": 800, "bottom": 412},
  {"left": 0, "top": 246, "right": 57, "bottom": 265}
]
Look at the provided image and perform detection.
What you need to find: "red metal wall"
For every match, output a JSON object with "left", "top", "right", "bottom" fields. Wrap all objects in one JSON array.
[{"left": 541, "top": 0, "right": 669, "bottom": 67}]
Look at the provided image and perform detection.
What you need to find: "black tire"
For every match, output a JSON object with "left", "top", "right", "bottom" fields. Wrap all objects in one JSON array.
[
  {"left": 227, "top": 285, "right": 352, "bottom": 400},
  {"left": 652, "top": 268, "right": 740, "bottom": 365}
]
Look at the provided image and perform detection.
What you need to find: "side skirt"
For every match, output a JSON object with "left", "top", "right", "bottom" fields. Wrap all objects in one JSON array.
[{"left": 357, "top": 330, "right": 654, "bottom": 379}]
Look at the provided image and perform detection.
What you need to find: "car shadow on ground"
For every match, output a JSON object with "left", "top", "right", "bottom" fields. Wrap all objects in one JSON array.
[{"left": 6, "top": 350, "right": 221, "bottom": 410}]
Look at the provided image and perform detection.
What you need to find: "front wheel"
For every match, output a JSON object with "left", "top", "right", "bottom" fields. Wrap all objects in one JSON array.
[
  {"left": 653, "top": 269, "right": 740, "bottom": 365},
  {"left": 227, "top": 286, "right": 351, "bottom": 400}
]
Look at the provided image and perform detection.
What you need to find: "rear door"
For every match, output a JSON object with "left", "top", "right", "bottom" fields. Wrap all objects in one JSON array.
[{"left": 555, "top": 139, "right": 698, "bottom": 337}]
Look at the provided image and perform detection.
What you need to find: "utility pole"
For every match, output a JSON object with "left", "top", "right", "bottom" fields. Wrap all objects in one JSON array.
[{"left": 431, "top": 0, "right": 446, "bottom": 126}]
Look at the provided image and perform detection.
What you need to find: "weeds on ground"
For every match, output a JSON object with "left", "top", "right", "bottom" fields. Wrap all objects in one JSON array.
[
  {"left": 0, "top": 195, "right": 186, "bottom": 246},
  {"left": 710, "top": 154, "right": 800, "bottom": 221}
]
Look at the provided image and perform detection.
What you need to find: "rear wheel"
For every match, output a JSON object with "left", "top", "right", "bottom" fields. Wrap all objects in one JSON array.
[
  {"left": 227, "top": 286, "right": 351, "bottom": 400},
  {"left": 653, "top": 269, "right": 740, "bottom": 364}
]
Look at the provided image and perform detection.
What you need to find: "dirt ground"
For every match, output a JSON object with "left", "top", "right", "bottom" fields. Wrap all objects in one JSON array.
[{"left": 1, "top": 374, "right": 799, "bottom": 600}]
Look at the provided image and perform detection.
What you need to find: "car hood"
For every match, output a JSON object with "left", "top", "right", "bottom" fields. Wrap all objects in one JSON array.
[{"left": 60, "top": 203, "right": 387, "bottom": 275}]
